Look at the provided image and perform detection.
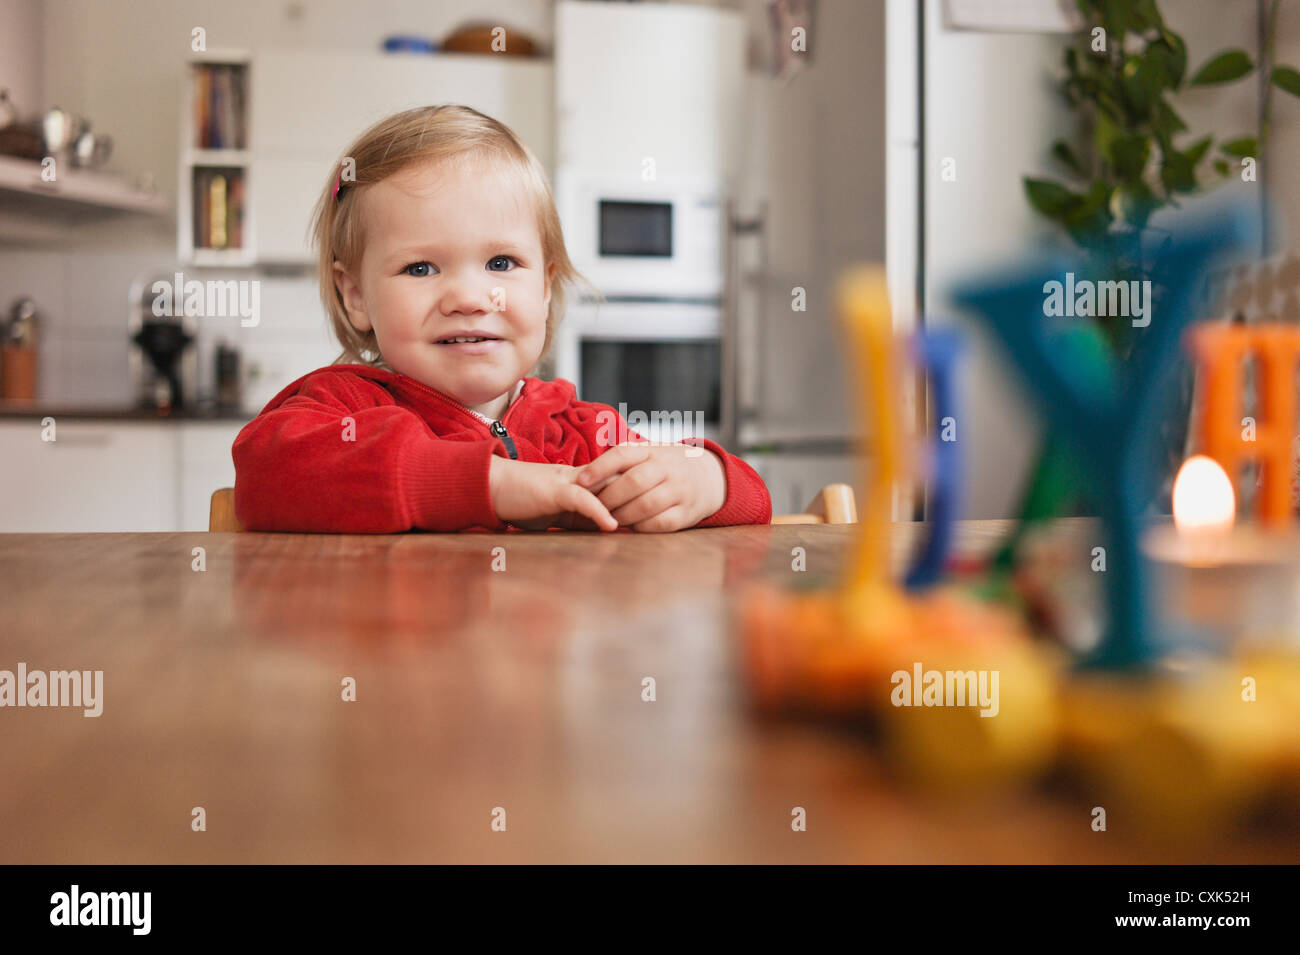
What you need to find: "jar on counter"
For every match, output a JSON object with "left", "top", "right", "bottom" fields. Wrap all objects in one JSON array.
[
  {"left": 2, "top": 297, "right": 39, "bottom": 401},
  {"left": 215, "top": 339, "right": 242, "bottom": 411}
]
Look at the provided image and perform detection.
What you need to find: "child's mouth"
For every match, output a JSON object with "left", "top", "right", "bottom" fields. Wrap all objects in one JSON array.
[{"left": 434, "top": 335, "right": 504, "bottom": 354}]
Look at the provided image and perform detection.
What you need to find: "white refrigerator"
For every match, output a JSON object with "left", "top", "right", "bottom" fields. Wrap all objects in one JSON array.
[{"left": 553, "top": 0, "right": 889, "bottom": 517}]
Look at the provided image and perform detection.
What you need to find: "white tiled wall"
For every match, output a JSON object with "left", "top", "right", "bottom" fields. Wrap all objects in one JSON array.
[
  {"left": 0, "top": 0, "right": 555, "bottom": 412},
  {"left": 0, "top": 242, "right": 339, "bottom": 413}
]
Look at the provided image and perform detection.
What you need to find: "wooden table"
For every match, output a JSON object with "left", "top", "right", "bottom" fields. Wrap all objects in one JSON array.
[{"left": 2, "top": 521, "right": 1295, "bottom": 863}]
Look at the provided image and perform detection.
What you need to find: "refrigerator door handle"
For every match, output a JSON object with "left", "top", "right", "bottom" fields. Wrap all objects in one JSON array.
[
  {"left": 721, "top": 198, "right": 766, "bottom": 451},
  {"left": 721, "top": 197, "right": 738, "bottom": 451}
]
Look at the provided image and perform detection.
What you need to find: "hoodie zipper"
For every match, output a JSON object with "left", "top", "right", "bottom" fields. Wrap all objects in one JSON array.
[
  {"left": 398, "top": 375, "right": 524, "bottom": 459},
  {"left": 489, "top": 420, "right": 517, "bottom": 459}
]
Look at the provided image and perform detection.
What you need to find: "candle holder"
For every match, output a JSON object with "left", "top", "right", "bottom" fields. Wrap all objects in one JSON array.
[
  {"left": 734, "top": 202, "right": 1300, "bottom": 836},
  {"left": 950, "top": 202, "right": 1259, "bottom": 670},
  {"left": 736, "top": 265, "right": 1063, "bottom": 793}
]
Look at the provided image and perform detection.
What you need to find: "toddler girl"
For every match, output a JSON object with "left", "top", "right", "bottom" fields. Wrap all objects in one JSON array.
[{"left": 232, "top": 105, "right": 771, "bottom": 533}]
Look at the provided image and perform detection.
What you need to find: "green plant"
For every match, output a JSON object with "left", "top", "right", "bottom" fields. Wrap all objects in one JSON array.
[{"left": 1023, "top": 0, "right": 1300, "bottom": 353}]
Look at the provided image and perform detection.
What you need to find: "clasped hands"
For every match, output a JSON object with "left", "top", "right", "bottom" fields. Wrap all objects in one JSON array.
[{"left": 488, "top": 441, "right": 727, "bottom": 533}]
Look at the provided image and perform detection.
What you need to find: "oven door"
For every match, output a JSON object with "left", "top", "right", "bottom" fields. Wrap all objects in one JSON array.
[{"left": 554, "top": 300, "right": 722, "bottom": 445}]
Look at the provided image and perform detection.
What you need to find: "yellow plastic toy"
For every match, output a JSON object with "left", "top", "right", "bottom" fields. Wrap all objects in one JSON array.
[{"left": 734, "top": 264, "right": 1300, "bottom": 835}]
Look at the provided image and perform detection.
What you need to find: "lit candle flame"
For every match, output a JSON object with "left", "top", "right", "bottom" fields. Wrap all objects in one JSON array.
[{"left": 1172, "top": 455, "right": 1235, "bottom": 536}]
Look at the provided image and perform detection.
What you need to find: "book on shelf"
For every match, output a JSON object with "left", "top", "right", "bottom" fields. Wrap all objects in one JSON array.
[
  {"left": 192, "top": 167, "right": 246, "bottom": 251},
  {"left": 228, "top": 173, "right": 244, "bottom": 249},
  {"left": 192, "top": 63, "right": 247, "bottom": 150}
]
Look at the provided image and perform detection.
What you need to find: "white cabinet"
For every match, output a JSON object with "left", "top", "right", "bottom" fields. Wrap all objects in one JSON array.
[
  {"left": 0, "top": 421, "right": 176, "bottom": 532},
  {"left": 248, "top": 50, "right": 554, "bottom": 160},
  {"left": 177, "top": 421, "right": 245, "bottom": 532},
  {"left": 554, "top": 0, "right": 744, "bottom": 183},
  {"left": 743, "top": 451, "right": 865, "bottom": 519},
  {"left": 248, "top": 155, "right": 332, "bottom": 263},
  {"left": 246, "top": 49, "right": 554, "bottom": 265},
  {"left": 0, "top": 420, "right": 246, "bottom": 533}
]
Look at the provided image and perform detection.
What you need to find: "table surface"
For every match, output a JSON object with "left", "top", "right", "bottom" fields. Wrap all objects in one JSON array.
[{"left": 2, "top": 520, "right": 1296, "bottom": 863}]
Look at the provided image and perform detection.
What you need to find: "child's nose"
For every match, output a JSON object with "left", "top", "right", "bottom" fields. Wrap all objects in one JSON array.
[{"left": 438, "top": 271, "right": 493, "bottom": 315}]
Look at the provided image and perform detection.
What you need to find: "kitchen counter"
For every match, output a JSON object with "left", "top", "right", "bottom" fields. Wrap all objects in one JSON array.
[
  {"left": 0, "top": 399, "right": 252, "bottom": 422},
  {"left": 1, "top": 521, "right": 1296, "bottom": 863}
]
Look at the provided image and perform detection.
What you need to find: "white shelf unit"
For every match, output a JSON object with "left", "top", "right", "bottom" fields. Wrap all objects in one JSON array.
[
  {"left": 178, "top": 48, "right": 255, "bottom": 267},
  {"left": 185, "top": 148, "right": 250, "bottom": 165},
  {"left": 176, "top": 48, "right": 554, "bottom": 268}
]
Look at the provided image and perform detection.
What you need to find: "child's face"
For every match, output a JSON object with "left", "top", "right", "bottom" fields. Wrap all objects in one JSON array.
[{"left": 334, "top": 157, "right": 554, "bottom": 411}]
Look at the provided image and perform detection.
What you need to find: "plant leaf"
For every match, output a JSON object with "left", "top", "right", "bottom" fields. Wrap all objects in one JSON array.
[
  {"left": 1213, "top": 159, "right": 1230, "bottom": 176},
  {"left": 1134, "top": 0, "right": 1164, "bottom": 30},
  {"left": 1095, "top": 88, "right": 1124, "bottom": 122},
  {"left": 1067, "top": 180, "right": 1110, "bottom": 222},
  {"left": 1122, "top": 54, "right": 1166, "bottom": 113},
  {"left": 1052, "top": 140, "right": 1086, "bottom": 177},
  {"left": 1184, "top": 135, "right": 1212, "bottom": 165},
  {"left": 1272, "top": 66, "right": 1300, "bottom": 97},
  {"left": 1149, "top": 32, "right": 1187, "bottom": 88},
  {"left": 1149, "top": 99, "right": 1186, "bottom": 152},
  {"left": 1100, "top": 0, "right": 1132, "bottom": 36},
  {"left": 1189, "top": 50, "right": 1254, "bottom": 85},
  {"left": 1108, "top": 133, "right": 1151, "bottom": 179},
  {"left": 1160, "top": 149, "right": 1196, "bottom": 194},
  {"left": 1024, "top": 178, "right": 1080, "bottom": 219},
  {"left": 1219, "top": 136, "right": 1257, "bottom": 158},
  {"left": 1094, "top": 107, "right": 1121, "bottom": 157},
  {"left": 1158, "top": 99, "right": 1187, "bottom": 131},
  {"left": 1065, "top": 189, "right": 1113, "bottom": 246}
]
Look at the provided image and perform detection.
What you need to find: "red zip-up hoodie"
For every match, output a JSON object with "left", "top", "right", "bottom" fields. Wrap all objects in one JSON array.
[{"left": 231, "top": 364, "right": 772, "bottom": 533}]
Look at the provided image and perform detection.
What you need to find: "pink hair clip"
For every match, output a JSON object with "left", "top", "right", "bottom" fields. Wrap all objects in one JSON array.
[{"left": 333, "top": 168, "right": 350, "bottom": 202}]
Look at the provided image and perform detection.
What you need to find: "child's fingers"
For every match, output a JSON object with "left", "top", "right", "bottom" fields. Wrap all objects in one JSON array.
[
  {"left": 512, "top": 516, "right": 553, "bottom": 531},
  {"left": 583, "top": 473, "right": 618, "bottom": 495},
  {"left": 609, "top": 483, "right": 677, "bottom": 527},
  {"left": 553, "top": 511, "right": 601, "bottom": 531},
  {"left": 559, "top": 483, "right": 619, "bottom": 531},
  {"left": 594, "top": 462, "right": 666, "bottom": 513},
  {"left": 577, "top": 443, "right": 651, "bottom": 489},
  {"left": 631, "top": 504, "right": 691, "bottom": 533}
]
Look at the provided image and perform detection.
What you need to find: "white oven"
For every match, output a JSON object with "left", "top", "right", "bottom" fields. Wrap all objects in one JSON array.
[
  {"left": 556, "top": 169, "right": 725, "bottom": 301},
  {"left": 553, "top": 299, "right": 722, "bottom": 445}
]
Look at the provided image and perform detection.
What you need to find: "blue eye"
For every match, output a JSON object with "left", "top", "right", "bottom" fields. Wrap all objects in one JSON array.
[
  {"left": 403, "top": 261, "right": 434, "bottom": 277},
  {"left": 487, "top": 255, "right": 518, "bottom": 271}
]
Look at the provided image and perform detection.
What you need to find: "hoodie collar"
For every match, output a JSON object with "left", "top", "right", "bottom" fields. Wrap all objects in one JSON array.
[
  {"left": 463, "top": 379, "right": 526, "bottom": 425},
  {"left": 254, "top": 365, "right": 573, "bottom": 430}
]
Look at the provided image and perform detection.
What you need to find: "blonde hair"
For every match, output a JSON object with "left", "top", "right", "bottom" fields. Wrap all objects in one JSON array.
[{"left": 309, "top": 104, "right": 595, "bottom": 372}]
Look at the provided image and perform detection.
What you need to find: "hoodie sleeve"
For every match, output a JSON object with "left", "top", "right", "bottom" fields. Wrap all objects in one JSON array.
[
  {"left": 565, "top": 399, "right": 772, "bottom": 528},
  {"left": 232, "top": 372, "right": 509, "bottom": 533},
  {"left": 678, "top": 435, "right": 773, "bottom": 528}
]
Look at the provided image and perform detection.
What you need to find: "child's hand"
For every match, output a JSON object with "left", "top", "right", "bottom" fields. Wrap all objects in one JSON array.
[
  {"left": 575, "top": 442, "right": 727, "bottom": 532},
  {"left": 489, "top": 456, "right": 619, "bottom": 531}
]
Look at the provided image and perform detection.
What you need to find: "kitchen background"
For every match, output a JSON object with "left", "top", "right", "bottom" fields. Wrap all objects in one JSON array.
[{"left": 0, "top": 0, "right": 1296, "bottom": 532}]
